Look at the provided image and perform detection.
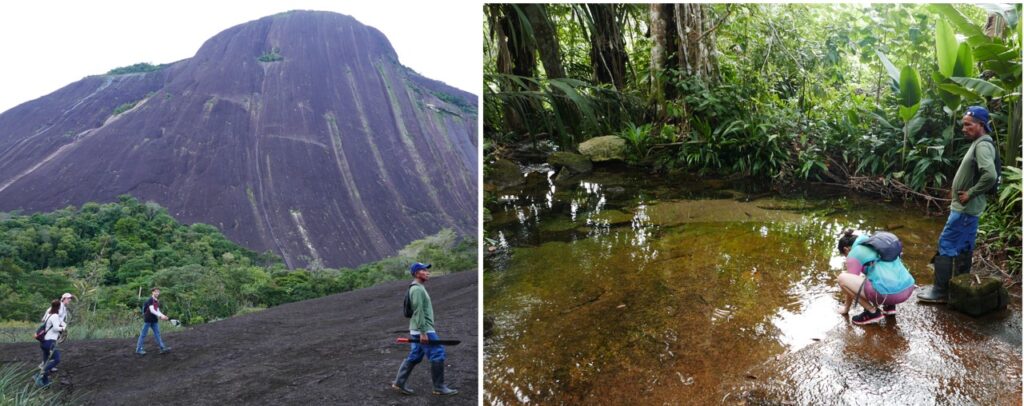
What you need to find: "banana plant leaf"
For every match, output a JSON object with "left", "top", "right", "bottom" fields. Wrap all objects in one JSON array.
[
  {"left": 953, "top": 42, "right": 976, "bottom": 78},
  {"left": 935, "top": 19, "right": 958, "bottom": 77},
  {"left": 951, "top": 77, "right": 1007, "bottom": 97}
]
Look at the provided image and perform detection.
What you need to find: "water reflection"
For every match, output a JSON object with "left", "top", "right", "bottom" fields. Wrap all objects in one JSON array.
[{"left": 485, "top": 167, "right": 1020, "bottom": 405}]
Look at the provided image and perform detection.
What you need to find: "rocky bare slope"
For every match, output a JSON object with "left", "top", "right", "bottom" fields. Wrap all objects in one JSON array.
[{"left": 0, "top": 11, "right": 477, "bottom": 268}]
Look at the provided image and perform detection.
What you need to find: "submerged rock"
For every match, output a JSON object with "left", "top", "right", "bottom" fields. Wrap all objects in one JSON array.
[
  {"left": 547, "top": 151, "right": 593, "bottom": 174},
  {"left": 578, "top": 135, "right": 627, "bottom": 162},
  {"left": 490, "top": 159, "right": 525, "bottom": 189},
  {"left": 949, "top": 274, "right": 1010, "bottom": 317}
]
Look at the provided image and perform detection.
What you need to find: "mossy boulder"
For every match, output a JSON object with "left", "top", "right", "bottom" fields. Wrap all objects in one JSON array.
[
  {"left": 578, "top": 135, "right": 627, "bottom": 162},
  {"left": 948, "top": 274, "right": 1009, "bottom": 317},
  {"left": 547, "top": 151, "right": 593, "bottom": 174},
  {"left": 489, "top": 159, "right": 524, "bottom": 189}
]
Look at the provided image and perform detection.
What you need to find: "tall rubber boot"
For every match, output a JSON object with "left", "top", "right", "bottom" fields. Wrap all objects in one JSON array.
[
  {"left": 391, "top": 359, "right": 418, "bottom": 395},
  {"left": 430, "top": 361, "right": 458, "bottom": 396},
  {"left": 917, "top": 255, "right": 954, "bottom": 303},
  {"left": 954, "top": 250, "right": 973, "bottom": 276}
]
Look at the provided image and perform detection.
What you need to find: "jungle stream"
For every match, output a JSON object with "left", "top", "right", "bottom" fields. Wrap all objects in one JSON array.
[{"left": 483, "top": 165, "right": 1021, "bottom": 405}]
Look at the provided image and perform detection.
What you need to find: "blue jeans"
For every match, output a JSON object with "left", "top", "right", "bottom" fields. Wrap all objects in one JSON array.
[
  {"left": 405, "top": 332, "right": 446, "bottom": 363},
  {"left": 938, "top": 210, "right": 979, "bottom": 256},
  {"left": 40, "top": 340, "right": 60, "bottom": 379},
  {"left": 136, "top": 322, "right": 166, "bottom": 352}
]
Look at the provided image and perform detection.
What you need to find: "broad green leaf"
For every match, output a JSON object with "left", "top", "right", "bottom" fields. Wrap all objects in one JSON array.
[
  {"left": 953, "top": 42, "right": 976, "bottom": 78},
  {"left": 942, "top": 125, "right": 955, "bottom": 143},
  {"left": 973, "top": 43, "right": 1013, "bottom": 61},
  {"left": 965, "top": 34, "right": 994, "bottom": 48},
  {"left": 899, "top": 104, "right": 921, "bottom": 123},
  {"left": 935, "top": 20, "right": 958, "bottom": 77},
  {"left": 906, "top": 115, "right": 926, "bottom": 137},
  {"left": 876, "top": 51, "right": 901, "bottom": 88},
  {"left": 928, "top": 4, "right": 986, "bottom": 38},
  {"left": 950, "top": 76, "right": 1007, "bottom": 97},
  {"left": 898, "top": 66, "right": 922, "bottom": 108},
  {"left": 938, "top": 83, "right": 983, "bottom": 101},
  {"left": 865, "top": 109, "right": 898, "bottom": 130}
]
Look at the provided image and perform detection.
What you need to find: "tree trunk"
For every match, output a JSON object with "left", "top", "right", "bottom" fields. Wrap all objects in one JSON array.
[
  {"left": 522, "top": 4, "right": 579, "bottom": 144},
  {"left": 674, "top": 4, "right": 718, "bottom": 81},
  {"left": 587, "top": 4, "right": 628, "bottom": 90},
  {"left": 650, "top": 4, "right": 679, "bottom": 113},
  {"left": 492, "top": 4, "right": 538, "bottom": 134},
  {"left": 522, "top": 4, "right": 564, "bottom": 79}
]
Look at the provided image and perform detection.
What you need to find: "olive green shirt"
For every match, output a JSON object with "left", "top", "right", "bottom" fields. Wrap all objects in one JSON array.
[
  {"left": 408, "top": 282, "right": 435, "bottom": 333},
  {"left": 950, "top": 135, "right": 998, "bottom": 216}
]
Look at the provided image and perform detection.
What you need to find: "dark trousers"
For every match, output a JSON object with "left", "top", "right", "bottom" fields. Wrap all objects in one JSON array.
[{"left": 40, "top": 339, "right": 60, "bottom": 378}]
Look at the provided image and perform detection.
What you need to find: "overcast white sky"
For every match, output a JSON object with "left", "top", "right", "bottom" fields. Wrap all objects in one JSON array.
[{"left": 0, "top": 1, "right": 481, "bottom": 113}]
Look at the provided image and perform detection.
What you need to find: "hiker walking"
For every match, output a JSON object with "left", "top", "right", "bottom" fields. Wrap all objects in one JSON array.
[
  {"left": 392, "top": 262, "right": 458, "bottom": 396},
  {"left": 36, "top": 300, "right": 65, "bottom": 387},
  {"left": 136, "top": 287, "right": 171, "bottom": 355},
  {"left": 40, "top": 293, "right": 74, "bottom": 324},
  {"left": 38, "top": 293, "right": 73, "bottom": 372},
  {"left": 918, "top": 106, "right": 1000, "bottom": 303},
  {"left": 835, "top": 230, "right": 915, "bottom": 325}
]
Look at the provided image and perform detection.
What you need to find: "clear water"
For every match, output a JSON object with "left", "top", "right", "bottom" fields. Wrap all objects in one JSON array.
[{"left": 484, "top": 166, "right": 1021, "bottom": 405}]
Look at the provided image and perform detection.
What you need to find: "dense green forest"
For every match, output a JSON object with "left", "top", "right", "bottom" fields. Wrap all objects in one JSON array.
[
  {"left": 0, "top": 196, "right": 475, "bottom": 333},
  {"left": 484, "top": 4, "right": 1022, "bottom": 274}
]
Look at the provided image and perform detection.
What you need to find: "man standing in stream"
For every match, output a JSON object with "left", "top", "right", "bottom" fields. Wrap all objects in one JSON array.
[
  {"left": 391, "top": 262, "right": 458, "bottom": 396},
  {"left": 918, "top": 106, "right": 1000, "bottom": 303}
]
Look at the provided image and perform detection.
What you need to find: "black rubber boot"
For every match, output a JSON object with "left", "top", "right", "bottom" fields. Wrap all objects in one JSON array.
[
  {"left": 917, "top": 255, "right": 953, "bottom": 303},
  {"left": 391, "top": 359, "right": 418, "bottom": 395},
  {"left": 430, "top": 361, "right": 458, "bottom": 396},
  {"left": 954, "top": 250, "right": 973, "bottom": 276}
]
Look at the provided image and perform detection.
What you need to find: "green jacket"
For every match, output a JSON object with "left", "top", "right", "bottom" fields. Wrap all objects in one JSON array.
[
  {"left": 950, "top": 135, "right": 998, "bottom": 216},
  {"left": 408, "top": 282, "right": 435, "bottom": 333}
]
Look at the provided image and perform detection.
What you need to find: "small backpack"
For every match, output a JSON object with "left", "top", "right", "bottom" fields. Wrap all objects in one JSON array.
[
  {"left": 403, "top": 284, "right": 414, "bottom": 318},
  {"left": 973, "top": 138, "right": 1001, "bottom": 195},
  {"left": 854, "top": 233, "right": 914, "bottom": 295},
  {"left": 861, "top": 232, "right": 902, "bottom": 261},
  {"left": 34, "top": 315, "right": 53, "bottom": 342}
]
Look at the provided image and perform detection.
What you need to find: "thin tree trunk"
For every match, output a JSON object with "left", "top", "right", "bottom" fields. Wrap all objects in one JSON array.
[
  {"left": 493, "top": 4, "right": 537, "bottom": 135},
  {"left": 674, "top": 4, "right": 717, "bottom": 81},
  {"left": 522, "top": 4, "right": 578, "bottom": 143},
  {"left": 587, "top": 4, "right": 628, "bottom": 90},
  {"left": 650, "top": 4, "right": 678, "bottom": 114}
]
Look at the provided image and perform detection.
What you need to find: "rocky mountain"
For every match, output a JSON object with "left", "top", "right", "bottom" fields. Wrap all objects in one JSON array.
[{"left": 0, "top": 11, "right": 477, "bottom": 268}]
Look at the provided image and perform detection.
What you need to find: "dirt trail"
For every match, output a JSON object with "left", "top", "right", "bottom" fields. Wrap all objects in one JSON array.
[{"left": 0, "top": 272, "right": 478, "bottom": 405}]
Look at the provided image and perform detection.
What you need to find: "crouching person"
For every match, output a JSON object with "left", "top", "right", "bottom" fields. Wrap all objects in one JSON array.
[
  {"left": 836, "top": 230, "right": 915, "bottom": 325},
  {"left": 392, "top": 263, "right": 458, "bottom": 396}
]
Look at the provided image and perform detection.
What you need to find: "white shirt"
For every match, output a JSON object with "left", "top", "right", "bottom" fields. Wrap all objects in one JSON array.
[
  {"left": 41, "top": 303, "right": 68, "bottom": 324},
  {"left": 41, "top": 313, "right": 65, "bottom": 341}
]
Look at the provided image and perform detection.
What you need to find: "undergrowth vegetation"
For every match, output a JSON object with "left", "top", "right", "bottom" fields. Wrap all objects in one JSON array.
[
  {"left": 484, "top": 3, "right": 1021, "bottom": 275},
  {"left": 0, "top": 197, "right": 475, "bottom": 337}
]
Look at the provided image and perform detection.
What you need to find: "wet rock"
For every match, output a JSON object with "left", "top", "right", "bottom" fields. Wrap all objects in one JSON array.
[
  {"left": 484, "top": 315, "right": 495, "bottom": 339},
  {"left": 605, "top": 186, "right": 626, "bottom": 195},
  {"left": 949, "top": 274, "right": 1009, "bottom": 317},
  {"left": 578, "top": 135, "right": 627, "bottom": 162},
  {"left": 489, "top": 159, "right": 524, "bottom": 189},
  {"left": 547, "top": 151, "right": 593, "bottom": 174},
  {"left": 553, "top": 167, "right": 582, "bottom": 187}
]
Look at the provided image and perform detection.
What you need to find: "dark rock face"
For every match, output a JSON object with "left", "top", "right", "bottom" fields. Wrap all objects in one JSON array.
[{"left": 0, "top": 11, "right": 477, "bottom": 268}]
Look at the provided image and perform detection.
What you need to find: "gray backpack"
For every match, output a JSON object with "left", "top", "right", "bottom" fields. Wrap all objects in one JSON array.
[{"left": 862, "top": 232, "right": 903, "bottom": 262}]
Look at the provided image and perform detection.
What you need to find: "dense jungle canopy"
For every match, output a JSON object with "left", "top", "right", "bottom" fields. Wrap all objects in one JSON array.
[{"left": 483, "top": 3, "right": 1022, "bottom": 274}]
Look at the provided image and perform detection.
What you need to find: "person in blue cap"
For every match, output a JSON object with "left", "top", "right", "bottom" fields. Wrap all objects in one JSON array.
[
  {"left": 918, "top": 106, "right": 999, "bottom": 303},
  {"left": 391, "top": 262, "right": 458, "bottom": 396}
]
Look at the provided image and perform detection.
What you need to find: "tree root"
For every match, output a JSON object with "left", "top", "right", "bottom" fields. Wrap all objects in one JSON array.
[{"left": 812, "top": 176, "right": 951, "bottom": 215}]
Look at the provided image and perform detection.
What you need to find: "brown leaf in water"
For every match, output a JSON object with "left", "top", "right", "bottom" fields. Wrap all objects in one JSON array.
[{"left": 745, "top": 374, "right": 758, "bottom": 380}]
